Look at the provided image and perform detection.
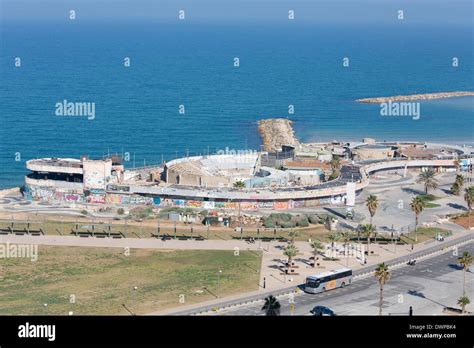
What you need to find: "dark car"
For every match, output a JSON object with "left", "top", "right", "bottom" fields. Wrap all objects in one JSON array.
[{"left": 310, "top": 306, "right": 336, "bottom": 316}]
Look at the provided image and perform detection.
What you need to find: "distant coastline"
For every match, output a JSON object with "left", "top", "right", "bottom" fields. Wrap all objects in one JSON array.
[{"left": 356, "top": 91, "right": 474, "bottom": 104}]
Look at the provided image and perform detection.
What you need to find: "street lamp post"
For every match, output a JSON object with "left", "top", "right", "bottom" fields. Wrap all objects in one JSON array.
[
  {"left": 157, "top": 218, "right": 160, "bottom": 238},
  {"left": 217, "top": 270, "right": 222, "bottom": 297},
  {"left": 132, "top": 286, "right": 138, "bottom": 315},
  {"left": 257, "top": 226, "right": 261, "bottom": 249}
]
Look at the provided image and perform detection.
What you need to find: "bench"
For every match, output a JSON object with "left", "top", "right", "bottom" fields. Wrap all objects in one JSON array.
[{"left": 111, "top": 233, "right": 124, "bottom": 239}]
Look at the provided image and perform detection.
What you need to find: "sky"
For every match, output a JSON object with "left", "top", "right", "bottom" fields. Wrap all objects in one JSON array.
[{"left": 0, "top": 0, "right": 472, "bottom": 26}]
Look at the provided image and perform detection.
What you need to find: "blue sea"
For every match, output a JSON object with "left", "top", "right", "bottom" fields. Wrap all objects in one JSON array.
[{"left": 0, "top": 18, "right": 473, "bottom": 188}]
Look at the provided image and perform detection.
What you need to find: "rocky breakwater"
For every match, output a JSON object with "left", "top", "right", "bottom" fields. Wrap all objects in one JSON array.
[
  {"left": 258, "top": 118, "right": 300, "bottom": 152},
  {"left": 356, "top": 91, "right": 474, "bottom": 104}
]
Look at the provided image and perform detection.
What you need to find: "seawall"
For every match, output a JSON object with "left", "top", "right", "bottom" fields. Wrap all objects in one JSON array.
[{"left": 356, "top": 91, "right": 474, "bottom": 104}]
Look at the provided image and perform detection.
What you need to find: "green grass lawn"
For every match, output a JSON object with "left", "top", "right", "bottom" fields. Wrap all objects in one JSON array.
[
  {"left": 400, "top": 227, "right": 452, "bottom": 244},
  {"left": 419, "top": 194, "right": 441, "bottom": 208},
  {"left": 0, "top": 246, "right": 261, "bottom": 315},
  {"left": 423, "top": 203, "right": 441, "bottom": 208}
]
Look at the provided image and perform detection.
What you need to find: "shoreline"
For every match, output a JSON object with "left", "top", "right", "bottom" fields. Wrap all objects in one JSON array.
[{"left": 356, "top": 91, "right": 474, "bottom": 104}]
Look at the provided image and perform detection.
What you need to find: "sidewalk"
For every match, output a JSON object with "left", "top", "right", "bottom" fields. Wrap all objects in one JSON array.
[{"left": 0, "top": 234, "right": 263, "bottom": 251}]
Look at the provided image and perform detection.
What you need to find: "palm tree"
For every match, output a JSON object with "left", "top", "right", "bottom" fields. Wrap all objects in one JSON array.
[
  {"left": 328, "top": 233, "right": 340, "bottom": 259},
  {"left": 339, "top": 231, "right": 353, "bottom": 266},
  {"left": 416, "top": 169, "right": 438, "bottom": 195},
  {"left": 360, "top": 224, "right": 375, "bottom": 255},
  {"left": 233, "top": 181, "right": 246, "bottom": 189},
  {"left": 453, "top": 159, "right": 461, "bottom": 172},
  {"left": 465, "top": 186, "right": 474, "bottom": 211},
  {"left": 451, "top": 182, "right": 461, "bottom": 196},
  {"left": 458, "top": 251, "right": 473, "bottom": 296},
  {"left": 288, "top": 230, "right": 299, "bottom": 244},
  {"left": 410, "top": 196, "right": 425, "bottom": 242},
  {"left": 283, "top": 244, "right": 299, "bottom": 269},
  {"left": 455, "top": 174, "right": 465, "bottom": 188},
  {"left": 457, "top": 296, "right": 470, "bottom": 314},
  {"left": 262, "top": 295, "right": 281, "bottom": 316},
  {"left": 366, "top": 195, "right": 379, "bottom": 225},
  {"left": 374, "top": 263, "right": 391, "bottom": 316},
  {"left": 309, "top": 240, "right": 324, "bottom": 267},
  {"left": 451, "top": 174, "right": 464, "bottom": 195}
]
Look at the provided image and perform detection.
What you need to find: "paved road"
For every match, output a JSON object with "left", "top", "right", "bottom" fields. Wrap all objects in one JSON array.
[{"left": 215, "top": 242, "right": 474, "bottom": 316}]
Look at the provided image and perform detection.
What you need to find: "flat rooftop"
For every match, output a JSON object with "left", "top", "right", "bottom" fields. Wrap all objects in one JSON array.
[
  {"left": 356, "top": 145, "right": 393, "bottom": 150},
  {"left": 399, "top": 147, "right": 451, "bottom": 158},
  {"left": 284, "top": 160, "right": 331, "bottom": 171},
  {"left": 27, "top": 158, "right": 82, "bottom": 168}
]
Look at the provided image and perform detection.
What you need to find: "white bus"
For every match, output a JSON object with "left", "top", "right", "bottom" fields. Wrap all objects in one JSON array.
[{"left": 304, "top": 268, "right": 353, "bottom": 294}]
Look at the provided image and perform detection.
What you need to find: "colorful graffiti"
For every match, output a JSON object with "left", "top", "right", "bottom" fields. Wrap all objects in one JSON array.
[
  {"left": 25, "top": 185, "right": 84, "bottom": 203},
  {"left": 258, "top": 201, "right": 274, "bottom": 209},
  {"left": 105, "top": 194, "right": 154, "bottom": 205},
  {"left": 274, "top": 201, "right": 289, "bottom": 210},
  {"left": 87, "top": 189, "right": 106, "bottom": 204},
  {"left": 26, "top": 185, "right": 336, "bottom": 211},
  {"left": 129, "top": 195, "right": 154, "bottom": 205},
  {"left": 63, "top": 193, "right": 83, "bottom": 202},
  {"left": 291, "top": 200, "right": 305, "bottom": 208}
]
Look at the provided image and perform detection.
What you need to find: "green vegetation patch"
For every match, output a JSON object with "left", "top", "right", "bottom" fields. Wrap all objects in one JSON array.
[
  {"left": 401, "top": 227, "right": 452, "bottom": 244},
  {"left": 263, "top": 213, "right": 313, "bottom": 228},
  {"left": 418, "top": 194, "right": 441, "bottom": 208},
  {"left": 0, "top": 246, "right": 261, "bottom": 315}
]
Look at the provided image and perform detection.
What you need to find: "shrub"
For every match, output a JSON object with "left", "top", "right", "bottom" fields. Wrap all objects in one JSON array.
[
  {"left": 263, "top": 219, "right": 276, "bottom": 228},
  {"left": 308, "top": 215, "right": 320, "bottom": 224},
  {"left": 280, "top": 221, "right": 296, "bottom": 229},
  {"left": 268, "top": 213, "right": 292, "bottom": 222},
  {"left": 117, "top": 208, "right": 125, "bottom": 215},
  {"left": 296, "top": 217, "right": 309, "bottom": 227},
  {"left": 317, "top": 214, "right": 329, "bottom": 224}
]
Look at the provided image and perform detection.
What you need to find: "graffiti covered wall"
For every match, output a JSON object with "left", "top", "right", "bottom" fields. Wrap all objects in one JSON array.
[
  {"left": 26, "top": 184, "right": 335, "bottom": 210},
  {"left": 25, "top": 185, "right": 85, "bottom": 203}
]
